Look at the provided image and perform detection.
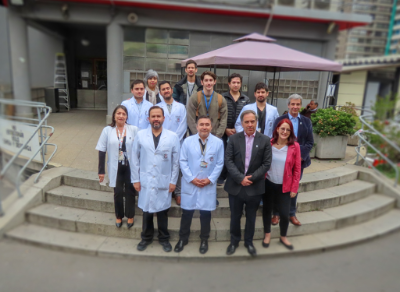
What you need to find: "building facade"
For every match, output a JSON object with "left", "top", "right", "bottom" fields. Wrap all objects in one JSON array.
[{"left": 1, "top": 0, "right": 370, "bottom": 120}]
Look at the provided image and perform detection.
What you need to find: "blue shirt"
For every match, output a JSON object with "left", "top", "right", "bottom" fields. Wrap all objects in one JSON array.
[
  {"left": 288, "top": 112, "right": 300, "bottom": 138},
  {"left": 134, "top": 98, "right": 143, "bottom": 113}
]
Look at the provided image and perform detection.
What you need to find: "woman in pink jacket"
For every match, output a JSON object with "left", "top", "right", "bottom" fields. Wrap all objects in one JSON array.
[{"left": 262, "top": 118, "right": 301, "bottom": 250}]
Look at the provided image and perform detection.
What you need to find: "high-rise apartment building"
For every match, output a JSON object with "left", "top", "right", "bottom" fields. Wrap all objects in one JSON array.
[{"left": 336, "top": 0, "right": 394, "bottom": 59}]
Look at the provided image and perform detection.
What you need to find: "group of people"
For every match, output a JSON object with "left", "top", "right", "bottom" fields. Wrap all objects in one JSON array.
[{"left": 96, "top": 60, "right": 314, "bottom": 256}]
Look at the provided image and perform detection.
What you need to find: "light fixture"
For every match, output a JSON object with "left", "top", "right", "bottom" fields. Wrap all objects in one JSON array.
[
  {"left": 81, "top": 39, "right": 90, "bottom": 47},
  {"left": 61, "top": 4, "right": 69, "bottom": 20}
]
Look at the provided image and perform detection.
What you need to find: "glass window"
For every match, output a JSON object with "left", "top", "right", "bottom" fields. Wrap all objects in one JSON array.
[
  {"left": 168, "top": 45, "right": 188, "bottom": 59},
  {"left": 124, "top": 27, "right": 146, "bottom": 42},
  {"left": 167, "top": 59, "right": 182, "bottom": 73},
  {"left": 169, "top": 30, "right": 190, "bottom": 45},
  {"left": 145, "top": 58, "right": 167, "bottom": 72},
  {"left": 123, "top": 42, "right": 146, "bottom": 57},
  {"left": 146, "top": 44, "right": 168, "bottom": 58},
  {"left": 124, "top": 57, "right": 145, "bottom": 71},
  {"left": 146, "top": 29, "right": 168, "bottom": 44}
]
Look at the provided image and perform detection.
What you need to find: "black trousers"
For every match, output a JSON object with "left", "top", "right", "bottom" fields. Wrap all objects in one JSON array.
[
  {"left": 218, "top": 134, "right": 229, "bottom": 181},
  {"left": 179, "top": 209, "right": 211, "bottom": 242},
  {"left": 114, "top": 162, "right": 136, "bottom": 219},
  {"left": 229, "top": 191, "right": 262, "bottom": 246},
  {"left": 263, "top": 179, "right": 291, "bottom": 237},
  {"left": 141, "top": 209, "right": 170, "bottom": 242}
]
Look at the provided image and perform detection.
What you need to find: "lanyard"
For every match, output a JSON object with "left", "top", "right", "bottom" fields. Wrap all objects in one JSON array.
[
  {"left": 199, "top": 140, "right": 207, "bottom": 159},
  {"left": 117, "top": 125, "right": 126, "bottom": 150},
  {"left": 187, "top": 83, "right": 195, "bottom": 97},
  {"left": 202, "top": 91, "right": 214, "bottom": 114}
]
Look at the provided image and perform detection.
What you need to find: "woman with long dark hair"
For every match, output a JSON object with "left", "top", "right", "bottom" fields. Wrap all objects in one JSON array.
[
  {"left": 96, "top": 105, "right": 139, "bottom": 228},
  {"left": 262, "top": 118, "right": 301, "bottom": 250}
]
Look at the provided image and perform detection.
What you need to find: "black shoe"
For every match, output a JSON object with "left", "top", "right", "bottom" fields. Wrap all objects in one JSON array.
[
  {"left": 245, "top": 243, "right": 257, "bottom": 256},
  {"left": 137, "top": 240, "right": 152, "bottom": 251},
  {"left": 279, "top": 238, "right": 294, "bottom": 250},
  {"left": 199, "top": 240, "right": 208, "bottom": 254},
  {"left": 262, "top": 240, "right": 270, "bottom": 248},
  {"left": 115, "top": 220, "right": 122, "bottom": 228},
  {"left": 226, "top": 243, "right": 238, "bottom": 256},
  {"left": 127, "top": 219, "right": 134, "bottom": 229},
  {"left": 174, "top": 239, "right": 188, "bottom": 253},
  {"left": 160, "top": 241, "right": 172, "bottom": 252}
]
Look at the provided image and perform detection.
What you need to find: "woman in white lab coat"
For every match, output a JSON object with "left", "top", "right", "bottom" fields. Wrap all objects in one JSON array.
[{"left": 96, "top": 105, "right": 139, "bottom": 228}]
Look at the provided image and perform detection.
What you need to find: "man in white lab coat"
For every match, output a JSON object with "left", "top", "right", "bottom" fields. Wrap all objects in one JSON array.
[
  {"left": 174, "top": 116, "right": 224, "bottom": 254},
  {"left": 121, "top": 80, "right": 153, "bottom": 129},
  {"left": 156, "top": 81, "right": 187, "bottom": 206},
  {"left": 235, "top": 82, "right": 279, "bottom": 138},
  {"left": 131, "top": 106, "right": 180, "bottom": 252}
]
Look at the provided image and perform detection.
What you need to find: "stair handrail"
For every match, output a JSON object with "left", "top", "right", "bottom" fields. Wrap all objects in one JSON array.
[
  {"left": 0, "top": 98, "right": 58, "bottom": 216},
  {"left": 332, "top": 105, "right": 399, "bottom": 187}
]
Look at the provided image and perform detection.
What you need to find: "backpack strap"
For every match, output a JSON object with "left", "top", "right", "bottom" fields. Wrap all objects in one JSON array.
[
  {"left": 196, "top": 91, "right": 202, "bottom": 117},
  {"left": 217, "top": 94, "right": 222, "bottom": 120}
]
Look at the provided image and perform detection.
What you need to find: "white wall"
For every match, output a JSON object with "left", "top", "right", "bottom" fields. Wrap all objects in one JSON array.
[{"left": 28, "top": 26, "right": 64, "bottom": 88}]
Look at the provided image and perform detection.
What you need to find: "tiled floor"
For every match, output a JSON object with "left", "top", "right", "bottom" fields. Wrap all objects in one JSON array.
[{"left": 45, "top": 109, "right": 359, "bottom": 174}]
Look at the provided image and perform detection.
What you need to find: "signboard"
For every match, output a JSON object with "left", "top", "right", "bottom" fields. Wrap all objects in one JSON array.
[{"left": 0, "top": 118, "right": 42, "bottom": 162}]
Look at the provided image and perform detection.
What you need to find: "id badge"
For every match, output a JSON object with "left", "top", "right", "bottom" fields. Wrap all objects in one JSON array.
[
  {"left": 118, "top": 151, "right": 124, "bottom": 161},
  {"left": 200, "top": 160, "right": 208, "bottom": 168}
]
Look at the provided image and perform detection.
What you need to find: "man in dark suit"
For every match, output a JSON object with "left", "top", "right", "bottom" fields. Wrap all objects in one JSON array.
[
  {"left": 271, "top": 94, "right": 314, "bottom": 226},
  {"left": 224, "top": 110, "right": 272, "bottom": 256}
]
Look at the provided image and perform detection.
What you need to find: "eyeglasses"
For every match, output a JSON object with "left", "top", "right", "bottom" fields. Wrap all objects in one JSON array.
[{"left": 279, "top": 128, "right": 291, "bottom": 133}]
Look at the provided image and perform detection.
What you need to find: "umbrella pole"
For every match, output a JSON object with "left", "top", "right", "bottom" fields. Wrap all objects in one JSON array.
[
  {"left": 323, "top": 72, "right": 332, "bottom": 108},
  {"left": 214, "top": 64, "right": 216, "bottom": 74},
  {"left": 271, "top": 68, "right": 276, "bottom": 105},
  {"left": 276, "top": 69, "right": 281, "bottom": 107}
]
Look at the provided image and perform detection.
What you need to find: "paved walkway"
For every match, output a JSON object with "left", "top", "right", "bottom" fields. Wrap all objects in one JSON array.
[
  {"left": 0, "top": 228, "right": 399, "bottom": 292},
  {"left": 45, "top": 109, "right": 359, "bottom": 174}
]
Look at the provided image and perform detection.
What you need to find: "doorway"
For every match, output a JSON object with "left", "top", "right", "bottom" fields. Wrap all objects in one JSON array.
[{"left": 77, "top": 58, "right": 107, "bottom": 109}]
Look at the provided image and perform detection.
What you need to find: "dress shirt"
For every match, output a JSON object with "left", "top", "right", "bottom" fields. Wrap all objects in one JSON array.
[
  {"left": 166, "top": 103, "right": 173, "bottom": 114},
  {"left": 153, "top": 132, "right": 161, "bottom": 149},
  {"left": 288, "top": 112, "right": 300, "bottom": 138},
  {"left": 198, "top": 134, "right": 209, "bottom": 154},
  {"left": 134, "top": 98, "right": 144, "bottom": 112},
  {"left": 244, "top": 132, "right": 255, "bottom": 174}
]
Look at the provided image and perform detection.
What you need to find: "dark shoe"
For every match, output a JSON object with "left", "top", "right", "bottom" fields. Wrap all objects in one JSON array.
[
  {"left": 279, "top": 238, "right": 294, "bottom": 250},
  {"left": 245, "top": 243, "right": 257, "bottom": 256},
  {"left": 175, "top": 196, "right": 181, "bottom": 206},
  {"left": 160, "top": 241, "right": 172, "bottom": 252},
  {"left": 199, "top": 240, "right": 208, "bottom": 254},
  {"left": 271, "top": 215, "right": 280, "bottom": 226},
  {"left": 290, "top": 216, "right": 302, "bottom": 226},
  {"left": 115, "top": 220, "right": 122, "bottom": 228},
  {"left": 174, "top": 239, "right": 188, "bottom": 253},
  {"left": 137, "top": 240, "right": 152, "bottom": 251},
  {"left": 127, "top": 218, "right": 134, "bottom": 229},
  {"left": 226, "top": 243, "right": 238, "bottom": 255},
  {"left": 262, "top": 239, "right": 270, "bottom": 248}
]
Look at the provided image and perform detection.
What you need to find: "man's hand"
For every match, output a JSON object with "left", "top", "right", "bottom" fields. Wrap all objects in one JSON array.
[
  {"left": 192, "top": 178, "right": 206, "bottom": 188},
  {"left": 199, "top": 178, "right": 211, "bottom": 187},
  {"left": 133, "top": 182, "right": 141, "bottom": 192},
  {"left": 169, "top": 184, "right": 176, "bottom": 193},
  {"left": 290, "top": 192, "right": 297, "bottom": 198},
  {"left": 225, "top": 128, "right": 236, "bottom": 137},
  {"left": 98, "top": 174, "right": 105, "bottom": 183},
  {"left": 241, "top": 175, "right": 253, "bottom": 186}
]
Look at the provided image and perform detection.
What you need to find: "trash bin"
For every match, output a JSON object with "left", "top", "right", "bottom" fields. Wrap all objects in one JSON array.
[{"left": 44, "top": 87, "right": 60, "bottom": 113}]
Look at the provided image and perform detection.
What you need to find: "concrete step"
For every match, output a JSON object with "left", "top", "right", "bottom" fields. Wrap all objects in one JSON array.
[
  {"left": 26, "top": 194, "right": 395, "bottom": 241},
  {"left": 7, "top": 209, "right": 400, "bottom": 260},
  {"left": 62, "top": 166, "right": 359, "bottom": 197},
  {"left": 45, "top": 180, "right": 375, "bottom": 218}
]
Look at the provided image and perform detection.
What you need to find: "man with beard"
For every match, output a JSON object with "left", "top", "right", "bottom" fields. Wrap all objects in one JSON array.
[
  {"left": 157, "top": 81, "right": 187, "bottom": 205},
  {"left": 235, "top": 82, "right": 279, "bottom": 138},
  {"left": 131, "top": 106, "right": 180, "bottom": 252}
]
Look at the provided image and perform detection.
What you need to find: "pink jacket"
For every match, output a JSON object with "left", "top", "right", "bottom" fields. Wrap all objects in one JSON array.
[{"left": 267, "top": 141, "right": 302, "bottom": 194}]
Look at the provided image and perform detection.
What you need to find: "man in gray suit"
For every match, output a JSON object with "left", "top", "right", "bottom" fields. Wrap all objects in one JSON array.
[{"left": 224, "top": 110, "right": 272, "bottom": 256}]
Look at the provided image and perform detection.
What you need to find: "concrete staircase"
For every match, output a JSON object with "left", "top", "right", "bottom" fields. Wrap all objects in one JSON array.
[{"left": 5, "top": 166, "right": 400, "bottom": 260}]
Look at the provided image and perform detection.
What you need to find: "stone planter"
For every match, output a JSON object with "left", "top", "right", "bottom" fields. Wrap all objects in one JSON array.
[
  {"left": 347, "top": 134, "right": 359, "bottom": 146},
  {"left": 313, "top": 133, "right": 348, "bottom": 159},
  {"left": 309, "top": 146, "right": 316, "bottom": 158}
]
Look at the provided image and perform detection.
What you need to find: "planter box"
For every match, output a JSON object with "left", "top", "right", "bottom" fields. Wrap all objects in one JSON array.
[
  {"left": 309, "top": 147, "right": 316, "bottom": 158},
  {"left": 313, "top": 133, "right": 348, "bottom": 159},
  {"left": 347, "top": 134, "right": 359, "bottom": 146}
]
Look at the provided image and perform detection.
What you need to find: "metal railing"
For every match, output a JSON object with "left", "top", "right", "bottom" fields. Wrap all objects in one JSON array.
[
  {"left": 0, "top": 98, "right": 58, "bottom": 216},
  {"left": 333, "top": 105, "right": 399, "bottom": 187}
]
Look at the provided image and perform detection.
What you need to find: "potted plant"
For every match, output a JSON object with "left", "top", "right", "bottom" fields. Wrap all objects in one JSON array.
[
  {"left": 311, "top": 107, "right": 356, "bottom": 159},
  {"left": 338, "top": 102, "right": 361, "bottom": 146}
]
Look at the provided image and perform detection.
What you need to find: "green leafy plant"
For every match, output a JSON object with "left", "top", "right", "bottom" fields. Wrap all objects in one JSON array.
[
  {"left": 338, "top": 102, "right": 362, "bottom": 133},
  {"left": 311, "top": 107, "right": 356, "bottom": 138},
  {"left": 372, "top": 94, "right": 399, "bottom": 120}
]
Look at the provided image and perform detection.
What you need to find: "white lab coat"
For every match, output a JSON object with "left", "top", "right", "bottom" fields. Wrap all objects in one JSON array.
[
  {"left": 235, "top": 102, "right": 279, "bottom": 138},
  {"left": 180, "top": 134, "right": 224, "bottom": 211},
  {"left": 121, "top": 97, "right": 153, "bottom": 129},
  {"left": 95, "top": 125, "right": 139, "bottom": 188},
  {"left": 156, "top": 100, "right": 187, "bottom": 142},
  {"left": 131, "top": 127, "right": 180, "bottom": 213}
]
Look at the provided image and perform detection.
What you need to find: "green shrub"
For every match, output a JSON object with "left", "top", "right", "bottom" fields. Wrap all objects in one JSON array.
[{"left": 311, "top": 107, "right": 356, "bottom": 138}]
